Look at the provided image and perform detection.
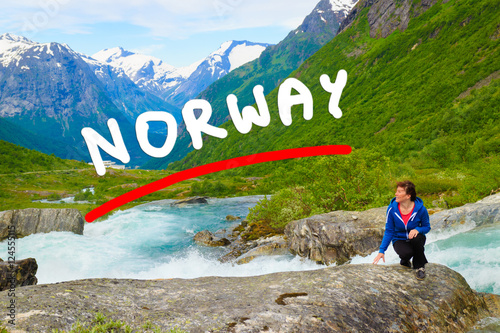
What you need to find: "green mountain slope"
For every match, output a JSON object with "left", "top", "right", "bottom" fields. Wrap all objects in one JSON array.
[
  {"left": 169, "top": 0, "right": 499, "bottom": 224},
  {"left": 0, "top": 140, "right": 87, "bottom": 174},
  {"left": 142, "top": 0, "right": 351, "bottom": 169},
  {"left": 0, "top": 117, "right": 82, "bottom": 159},
  {"left": 175, "top": 0, "right": 499, "bottom": 165}
]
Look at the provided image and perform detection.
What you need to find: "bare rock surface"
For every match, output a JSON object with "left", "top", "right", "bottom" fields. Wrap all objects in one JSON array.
[
  {"left": 430, "top": 193, "right": 500, "bottom": 230},
  {"left": 235, "top": 236, "right": 289, "bottom": 264},
  {"left": 1, "top": 263, "right": 496, "bottom": 332},
  {"left": 0, "top": 208, "right": 84, "bottom": 240},
  {"left": 285, "top": 207, "right": 387, "bottom": 265},
  {"left": 339, "top": 0, "right": 438, "bottom": 37}
]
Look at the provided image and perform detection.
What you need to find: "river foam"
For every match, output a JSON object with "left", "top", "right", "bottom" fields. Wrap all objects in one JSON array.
[{"left": 3, "top": 196, "right": 498, "bottom": 294}]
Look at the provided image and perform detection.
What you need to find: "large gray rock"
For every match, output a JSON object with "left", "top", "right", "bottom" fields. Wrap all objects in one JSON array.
[
  {"left": 430, "top": 193, "right": 500, "bottom": 231},
  {"left": 0, "top": 263, "right": 496, "bottom": 332},
  {"left": 235, "top": 236, "right": 289, "bottom": 264},
  {"left": 285, "top": 207, "right": 386, "bottom": 265},
  {"left": 0, "top": 208, "right": 84, "bottom": 240}
]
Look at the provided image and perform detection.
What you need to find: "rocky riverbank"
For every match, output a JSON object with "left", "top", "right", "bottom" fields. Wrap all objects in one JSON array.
[
  {"left": 1, "top": 263, "right": 498, "bottom": 332},
  {"left": 216, "top": 193, "right": 500, "bottom": 266},
  {"left": 0, "top": 208, "right": 84, "bottom": 241}
]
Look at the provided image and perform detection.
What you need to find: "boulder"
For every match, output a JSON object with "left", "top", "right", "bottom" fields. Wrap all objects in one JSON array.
[
  {"left": 226, "top": 215, "right": 240, "bottom": 221},
  {"left": 430, "top": 193, "right": 500, "bottom": 231},
  {"left": 0, "top": 208, "right": 84, "bottom": 240},
  {"left": 1, "top": 264, "right": 496, "bottom": 332},
  {"left": 235, "top": 236, "right": 289, "bottom": 264},
  {"left": 285, "top": 207, "right": 386, "bottom": 265},
  {"left": 171, "top": 196, "right": 208, "bottom": 207},
  {"left": 193, "top": 230, "right": 230, "bottom": 247},
  {"left": 0, "top": 258, "right": 38, "bottom": 291}
]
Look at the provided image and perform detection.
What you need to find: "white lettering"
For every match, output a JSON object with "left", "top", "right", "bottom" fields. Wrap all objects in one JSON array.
[
  {"left": 136, "top": 112, "right": 177, "bottom": 158},
  {"left": 277, "top": 78, "right": 313, "bottom": 126},
  {"left": 320, "top": 70, "right": 348, "bottom": 119},
  {"left": 83, "top": 71, "right": 348, "bottom": 175},
  {"left": 182, "top": 100, "right": 228, "bottom": 150},
  {"left": 81, "top": 119, "right": 130, "bottom": 176},
  {"left": 227, "top": 85, "right": 270, "bottom": 134}
]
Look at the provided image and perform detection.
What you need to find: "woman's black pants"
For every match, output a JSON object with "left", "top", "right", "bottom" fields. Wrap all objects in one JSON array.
[{"left": 393, "top": 233, "right": 428, "bottom": 269}]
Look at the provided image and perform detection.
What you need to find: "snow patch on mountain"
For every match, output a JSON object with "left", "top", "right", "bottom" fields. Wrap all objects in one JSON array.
[
  {"left": 92, "top": 40, "right": 270, "bottom": 108},
  {"left": 0, "top": 33, "right": 38, "bottom": 67},
  {"left": 0, "top": 33, "right": 81, "bottom": 69},
  {"left": 329, "top": 0, "right": 358, "bottom": 14},
  {"left": 93, "top": 47, "right": 183, "bottom": 81},
  {"left": 227, "top": 42, "right": 267, "bottom": 72}
]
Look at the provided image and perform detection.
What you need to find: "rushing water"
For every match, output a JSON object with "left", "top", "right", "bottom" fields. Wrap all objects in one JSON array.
[
  {"left": 351, "top": 221, "right": 500, "bottom": 294},
  {"left": 10, "top": 196, "right": 321, "bottom": 284},
  {"left": 3, "top": 196, "right": 499, "bottom": 295}
]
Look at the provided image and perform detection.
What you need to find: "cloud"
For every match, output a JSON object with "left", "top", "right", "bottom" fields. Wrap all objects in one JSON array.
[
  {"left": 0, "top": 0, "right": 319, "bottom": 39},
  {"left": 130, "top": 43, "right": 165, "bottom": 56}
]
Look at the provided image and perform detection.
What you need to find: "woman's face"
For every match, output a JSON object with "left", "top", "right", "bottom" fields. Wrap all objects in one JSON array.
[{"left": 395, "top": 186, "right": 411, "bottom": 203}]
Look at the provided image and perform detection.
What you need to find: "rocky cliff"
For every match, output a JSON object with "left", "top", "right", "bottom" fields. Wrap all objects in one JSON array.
[
  {"left": 285, "top": 207, "right": 386, "bottom": 265},
  {"left": 0, "top": 263, "right": 497, "bottom": 332},
  {"left": 0, "top": 208, "right": 84, "bottom": 240},
  {"left": 338, "top": 0, "right": 437, "bottom": 38}
]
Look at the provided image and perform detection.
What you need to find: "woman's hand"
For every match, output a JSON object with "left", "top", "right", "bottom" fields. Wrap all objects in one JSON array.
[
  {"left": 409, "top": 229, "right": 419, "bottom": 239},
  {"left": 373, "top": 252, "right": 385, "bottom": 265}
]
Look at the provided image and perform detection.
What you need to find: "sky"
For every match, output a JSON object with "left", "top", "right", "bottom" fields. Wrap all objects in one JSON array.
[{"left": 0, "top": 0, "right": 321, "bottom": 67}]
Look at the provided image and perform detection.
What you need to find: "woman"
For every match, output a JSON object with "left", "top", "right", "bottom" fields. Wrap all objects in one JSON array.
[{"left": 373, "top": 180, "right": 431, "bottom": 280}]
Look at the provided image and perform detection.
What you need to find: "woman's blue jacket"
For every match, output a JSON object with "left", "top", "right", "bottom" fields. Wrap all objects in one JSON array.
[{"left": 379, "top": 197, "right": 431, "bottom": 254}]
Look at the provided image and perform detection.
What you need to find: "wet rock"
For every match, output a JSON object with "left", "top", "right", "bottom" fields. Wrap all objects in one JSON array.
[
  {"left": 0, "top": 258, "right": 38, "bottom": 291},
  {"left": 218, "top": 238, "right": 258, "bottom": 263},
  {"left": 194, "top": 230, "right": 230, "bottom": 247},
  {"left": 1, "top": 264, "right": 495, "bottom": 332},
  {"left": 235, "top": 236, "right": 289, "bottom": 264},
  {"left": 0, "top": 208, "right": 84, "bottom": 240},
  {"left": 430, "top": 193, "right": 500, "bottom": 231},
  {"left": 226, "top": 215, "right": 240, "bottom": 221},
  {"left": 285, "top": 207, "right": 386, "bottom": 265},
  {"left": 171, "top": 196, "right": 208, "bottom": 207}
]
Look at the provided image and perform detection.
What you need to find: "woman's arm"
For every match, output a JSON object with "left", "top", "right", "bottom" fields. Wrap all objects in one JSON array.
[{"left": 415, "top": 206, "right": 431, "bottom": 234}]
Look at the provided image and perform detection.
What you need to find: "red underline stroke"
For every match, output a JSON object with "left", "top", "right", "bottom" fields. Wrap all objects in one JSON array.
[{"left": 85, "top": 145, "right": 352, "bottom": 222}]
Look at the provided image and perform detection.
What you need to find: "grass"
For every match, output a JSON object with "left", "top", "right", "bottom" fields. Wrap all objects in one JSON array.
[
  {"left": 48, "top": 312, "right": 188, "bottom": 333},
  {"left": 0, "top": 166, "right": 265, "bottom": 218}
]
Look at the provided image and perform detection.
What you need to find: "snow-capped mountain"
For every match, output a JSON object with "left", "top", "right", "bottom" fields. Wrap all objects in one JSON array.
[
  {"left": 144, "top": 0, "right": 359, "bottom": 170},
  {"left": 289, "top": 0, "right": 358, "bottom": 37},
  {"left": 80, "top": 53, "right": 181, "bottom": 123},
  {"left": 93, "top": 40, "right": 271, "bottom": 108},
  {"left": 92, "top": 47, "right": 193, "bottom": 104},
  {"left": 0, "top": 33, "right": 174, "bottom": 164}
]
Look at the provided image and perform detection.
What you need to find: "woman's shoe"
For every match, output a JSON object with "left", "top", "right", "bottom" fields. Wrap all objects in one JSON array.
[{"left": 416, "top": 267, "right": 426, "bottom": 280}]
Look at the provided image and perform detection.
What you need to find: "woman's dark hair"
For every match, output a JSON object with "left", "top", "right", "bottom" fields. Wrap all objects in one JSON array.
[{"left": 397, "top": 180, "right": 416, "bottom": 201}]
